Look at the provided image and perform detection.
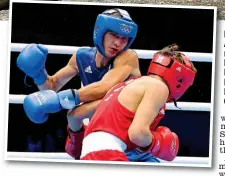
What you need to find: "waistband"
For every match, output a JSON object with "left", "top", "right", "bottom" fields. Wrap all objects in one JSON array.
[{"left": 81, "top": 131, "right": 127, "bottom": 158}]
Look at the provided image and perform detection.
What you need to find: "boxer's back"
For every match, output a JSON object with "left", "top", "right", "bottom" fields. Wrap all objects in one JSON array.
[{"left": 84, "top": 76, "right": 167, "bottom": 150}]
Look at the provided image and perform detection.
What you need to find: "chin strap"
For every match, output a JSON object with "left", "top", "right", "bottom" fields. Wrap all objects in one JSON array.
[{"left": 173, "top": 99, "right": 181, "bottom": 109}]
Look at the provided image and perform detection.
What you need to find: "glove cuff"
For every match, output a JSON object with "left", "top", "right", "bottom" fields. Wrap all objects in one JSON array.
[
  {"left": 72, "top": 89, "right": 80, "bottom": 105},
  {"left": 58, "top": 89, "right": 81, "bottom": 110},
  {"left": 34, "top": 68, "right": 48, "bottom": 85}
]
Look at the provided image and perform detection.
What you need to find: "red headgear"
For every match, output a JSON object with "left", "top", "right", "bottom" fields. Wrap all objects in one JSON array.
[{"left": 147, "top": 53, "right": 196, "bottom": 102}]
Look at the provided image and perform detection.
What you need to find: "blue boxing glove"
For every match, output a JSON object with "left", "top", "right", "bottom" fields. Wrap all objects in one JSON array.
[
  {"left": 17, "top": 44, "right": 48, "bottom": 85},
  {"left": 23, "top": 90, "right": 62, "bottom": 124},
  {"left": 23, "top": 89, "right": 81, "bottom": 124}
]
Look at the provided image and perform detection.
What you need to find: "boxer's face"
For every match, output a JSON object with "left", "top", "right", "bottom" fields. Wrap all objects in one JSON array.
[{"left": 103, "top": 31, "right": 128, "bottom": 58}]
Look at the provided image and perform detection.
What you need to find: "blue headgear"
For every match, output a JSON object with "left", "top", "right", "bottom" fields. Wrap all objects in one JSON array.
[{"left": 93, "top": 9, "right": 138, "bottom": 57}]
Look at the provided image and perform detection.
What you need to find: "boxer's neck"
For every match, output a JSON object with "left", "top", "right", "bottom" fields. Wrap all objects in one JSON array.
[
  {"left": 149, "top": 74, "right": 167, "bottom": 87},
  {"left": 95, "top": 51, "right": 111, "bottom": 68}
]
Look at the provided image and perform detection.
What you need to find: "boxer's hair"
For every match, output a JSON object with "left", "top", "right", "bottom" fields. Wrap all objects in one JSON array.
[
  {"left": 157, "top": 44, "right": 197, "bottom": 72},
  {"left": 103, "top": 9, "right": 123, "bottom": 18}
]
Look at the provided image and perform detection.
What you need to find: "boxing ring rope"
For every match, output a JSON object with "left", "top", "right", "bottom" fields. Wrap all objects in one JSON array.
[
  {"left": 6, "top": 152, "right": 210, "bottom": 167},
  {"left": 11, "top": 43, "right": 212, "bottom": 62},
  {"left": 9, "top": 94, "right": 210, "bottom": 111},
  {"left": 7, "top": 43, "right": 212, "bottom": 166}
]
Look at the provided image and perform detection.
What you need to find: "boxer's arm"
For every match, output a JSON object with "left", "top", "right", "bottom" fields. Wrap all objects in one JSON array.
[
  {"left": 128, "top": 80, "right": 169, "bottom": 148},
  {"left": 68, "top": 99, "right": 101, "bottom": 120},
  {"left": 67, "top": 99, "right": 102, "bottom": 131},
  {"left": 38, "top": 53, "right": 78, "bottom": 91},
  {"left": 78, "top": 50, "right": 140, "bottom": 102}
]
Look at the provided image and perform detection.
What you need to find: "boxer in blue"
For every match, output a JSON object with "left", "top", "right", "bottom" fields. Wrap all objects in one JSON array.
[{"left": 17, "top": 8, "right": 160, "bottom": 162}]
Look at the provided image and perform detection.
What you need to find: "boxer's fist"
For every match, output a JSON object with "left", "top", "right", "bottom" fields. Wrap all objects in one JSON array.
[
  {"left": 17, "top": 44, "right": 48, "bottom": 85},
  {"left": 23, "top": 89, "right": 80, "bottom": 124},
  {"left": 23, "top": 90, "right": 62, "bottom": 124},
  {"left": 148, "top": 126, "right": 179, "bottom": 161}
]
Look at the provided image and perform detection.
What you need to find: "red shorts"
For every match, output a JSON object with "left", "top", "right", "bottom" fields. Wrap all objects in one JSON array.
[{"left": 80, "top": 150, "right": 129, "bottom": 161}]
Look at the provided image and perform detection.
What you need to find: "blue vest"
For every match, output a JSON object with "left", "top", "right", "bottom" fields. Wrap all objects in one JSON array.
[{"left": 76, "top": 47, "right": 113, "bottom": 86}]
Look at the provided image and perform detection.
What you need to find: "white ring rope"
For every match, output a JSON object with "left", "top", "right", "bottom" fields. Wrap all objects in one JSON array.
[
  {"left": 9, "top": 43, "right": 212, "bottom": 111},
  {"left": 11, "top": 43, "right": 212, "bottom": 62},
  {"left": 6, "top": 152, "right": 209, "bottom": 167},
  {"left": 8, "top": 94, "right": 210, "bottom": 111}
]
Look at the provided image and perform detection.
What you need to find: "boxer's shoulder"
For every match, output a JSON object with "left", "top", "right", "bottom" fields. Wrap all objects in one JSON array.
[
  {"left": 76, "top": 47, "right": 93, "bottom": 57},
  {"left": 140, "top": 76, "right": 169, "bottom": 90},
  {"left": 113, "top": 49, "right": 138, "bottom": 65}
]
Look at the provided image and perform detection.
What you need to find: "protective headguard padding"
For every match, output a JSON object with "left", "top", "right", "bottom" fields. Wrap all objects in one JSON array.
[{"left": 93, "top": 9, "right": 138, "bottom": 57}]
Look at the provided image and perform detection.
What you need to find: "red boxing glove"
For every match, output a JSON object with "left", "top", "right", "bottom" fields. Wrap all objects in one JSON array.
[{"left": 146, "top": 126, "right": 179, "bottom": 161}]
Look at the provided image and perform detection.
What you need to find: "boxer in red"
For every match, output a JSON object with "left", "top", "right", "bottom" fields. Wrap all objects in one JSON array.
[{"left": 79, "top": 44, "right": 197, "bottom": 161}]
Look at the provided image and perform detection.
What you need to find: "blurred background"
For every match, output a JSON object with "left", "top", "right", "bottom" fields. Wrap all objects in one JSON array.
[
  {"left": 0, "top": 0, "right": 224, "bottom": 20},
  {"left": 0, "top": 0, "right": 9, "bottom": 10},
  {"left": 8, "top": 2, "right": 214, "bottom": 158}
]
